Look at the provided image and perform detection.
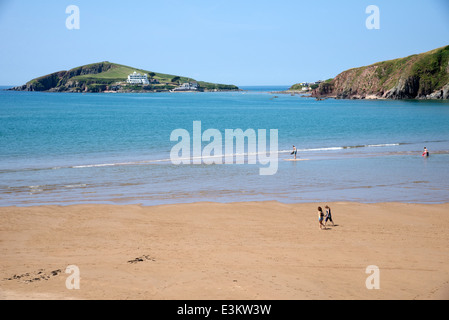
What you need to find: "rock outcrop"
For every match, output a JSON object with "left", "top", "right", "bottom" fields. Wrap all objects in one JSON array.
[
  {"left": 10, "top": 62, "right": 114, "bottom": 92},
  {"left": 312, "top": 45, "right": 449, "bottom": 100}
]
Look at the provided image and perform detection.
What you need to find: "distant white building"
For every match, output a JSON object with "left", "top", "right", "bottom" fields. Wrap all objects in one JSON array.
[
  {"left": 127, "top": 71, "right": 149, "bottom": 85},
  {"left": 172, "top": 82, "right": 199, "bottom": 91}
]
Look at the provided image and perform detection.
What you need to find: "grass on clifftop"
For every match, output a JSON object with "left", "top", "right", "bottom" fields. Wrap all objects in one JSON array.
[
  {"left": 411, "top": 45, "right": 449, "bottom": 90},
  {"left": 71, "top": 62, "right": 239, "bottom": 89},
  {"left": 71, "top": 62, "right": 194, "bottom": 84},
  {"left": 368, "top": 45, "right": 449, "bottom": 91}
]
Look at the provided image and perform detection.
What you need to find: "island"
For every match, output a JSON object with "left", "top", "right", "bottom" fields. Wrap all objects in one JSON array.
[
  {"left": 289, "top": 45, "right": 449, "bottom": 100},
  {"left": 8, "top": 62, "right": 240, "bottom": 93}
]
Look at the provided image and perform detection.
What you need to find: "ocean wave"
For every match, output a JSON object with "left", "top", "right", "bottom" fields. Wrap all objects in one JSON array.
[
  {"left": 4, "top": 183, "right": 89, "bottom": 194},
  {"left": 342, "top": 143, "right": 403, "bottom": 149},
  {"left": 280, "top": 143, "right": 405, "bottom": 153},
  {"left": 0, "top": 142, "right": 436, "bottom": 173}
]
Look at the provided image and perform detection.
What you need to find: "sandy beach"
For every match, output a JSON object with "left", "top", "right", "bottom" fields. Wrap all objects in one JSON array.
[{"left": 1, "top": 201, "right": 448, "bottom": 300}]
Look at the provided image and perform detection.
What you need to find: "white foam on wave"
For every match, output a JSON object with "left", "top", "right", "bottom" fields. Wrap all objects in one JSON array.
[
  {"left": 57, "top": 143, "right": 405, "bottom": 169},
  {"left": 366, "top": 143, "right": 400, "bottom": 147},
  {"left": 64, "top": 184, "right": 87, "bottom": 188}
]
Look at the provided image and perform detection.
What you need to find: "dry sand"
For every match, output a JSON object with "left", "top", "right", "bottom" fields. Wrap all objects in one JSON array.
[{"left": 1, "top": 201, "right": 448, "bottom": 300}]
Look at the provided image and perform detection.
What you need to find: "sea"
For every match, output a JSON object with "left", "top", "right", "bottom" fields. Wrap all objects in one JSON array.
[{"left": 1, "top": 86, "right": 449, "bottom": 206}]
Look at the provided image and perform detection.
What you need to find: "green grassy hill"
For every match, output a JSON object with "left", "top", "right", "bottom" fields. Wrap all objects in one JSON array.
[
  {"left": 69, "top": 62, "right": 194, "bottom": 84},
  {"left": 13, "top": 62, "right": 239, "bottom": 92},
  {"left": 310, "top": 45, "right": 449, "bottom": 100}
]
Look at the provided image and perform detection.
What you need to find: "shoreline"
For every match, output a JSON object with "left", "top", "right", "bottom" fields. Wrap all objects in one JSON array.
[
  {"left": 4, "top": 88, "right": 242, "bottom": 94},
  {"left": 1, "top": 201, "right": 449, "bottom": 300},
  {"left": 2, "top": 199, "right": 449, "bottom": 208},
  {"left": 4, "top": 88, "right": 448, "bottom": 100}
]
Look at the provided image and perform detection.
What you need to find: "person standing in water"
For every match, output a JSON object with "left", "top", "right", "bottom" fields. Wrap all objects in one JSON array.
[
  {"left": 324, "top": 205, "right": 335, "bottom": 227},
  {"left": 292, "top": 145, "right": 298, "bottom": 160},
  {"left": 422, "top": 147, "right": 430, "bottom": 157}
]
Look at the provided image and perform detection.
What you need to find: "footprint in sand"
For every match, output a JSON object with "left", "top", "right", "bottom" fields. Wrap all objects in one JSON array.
[
  {"left": 127, "top": 255, "right": 156, "bottom": 264},
  {"left": 3, "top": 268, "right": 63, "bottom": 284}
]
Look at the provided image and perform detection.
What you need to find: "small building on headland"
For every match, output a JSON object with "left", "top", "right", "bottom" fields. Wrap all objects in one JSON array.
[
  {"left": 172, "top": 82, "right": 199, "bottom": 92},
  {"left": 127, "top": 71, "right": 150, "bottom": 85},
  {"left": 149, "top": 78, "right": 160, "bottom": 84},
  {"left": 109, "top": 85, "right": 122, "bottom": 91}
]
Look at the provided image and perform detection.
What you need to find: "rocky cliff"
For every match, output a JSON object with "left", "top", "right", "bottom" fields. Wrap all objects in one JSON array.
[
  {"left": 312, "top": 45, "right": 449, "bottom": 100},
  {"left": 11, "top": 62, "right": 115, "bottom": 92}
]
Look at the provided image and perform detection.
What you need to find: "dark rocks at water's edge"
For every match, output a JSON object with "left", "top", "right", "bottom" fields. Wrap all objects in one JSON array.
[
  {"left": 311, "top": 78, "right": 449, "bottom": 101},
  {"left": 419, "top": 83, "right": 449, "bottom": 100}
]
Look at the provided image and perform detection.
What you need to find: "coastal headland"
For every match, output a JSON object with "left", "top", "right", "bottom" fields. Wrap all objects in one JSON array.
[
  {"left": 9, "top": 62, "right": 240, "bottom": 93},
  {"left": 287, "top": 45, "right": 449, "bottom": 100}
]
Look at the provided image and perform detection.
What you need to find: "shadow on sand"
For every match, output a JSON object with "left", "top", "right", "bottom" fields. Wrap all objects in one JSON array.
[{"left": 321, "top": 224, "right": 339, "bottom": 230}]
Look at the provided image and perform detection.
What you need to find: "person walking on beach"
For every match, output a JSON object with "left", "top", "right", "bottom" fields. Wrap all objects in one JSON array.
[
  {"left": 291, "top": 145, "right": 298, "bottom": 160},
  {"left": 318, "top": 207, "right": 325, "bottom": 230},
  {"left": 324, "top": 205, "right": 335, "bottom": 227},
  {"left": 422, "top": 147, "right": 430, "bottom": 157}
]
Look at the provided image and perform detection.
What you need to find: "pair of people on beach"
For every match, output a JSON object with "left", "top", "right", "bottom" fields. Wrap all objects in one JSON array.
[
  {"left": 422, "top": 147, "right": 430, "bottom": 157},
  {"left": 318, "top": 206, "right": 334, "bottom": 230}
]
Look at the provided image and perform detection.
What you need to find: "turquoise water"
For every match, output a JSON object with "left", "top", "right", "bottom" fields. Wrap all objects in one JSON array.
[{"left": 1, "top": 86, "right": 449, "bottom": 206}]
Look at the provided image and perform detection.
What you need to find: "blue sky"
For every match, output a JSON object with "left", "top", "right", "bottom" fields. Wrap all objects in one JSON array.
[{"left": 0, "top": 0, "right": 448, "bottom": 86}]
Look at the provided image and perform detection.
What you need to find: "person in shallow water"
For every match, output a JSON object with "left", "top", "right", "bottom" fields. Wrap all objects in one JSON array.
[
  {"left": 422, "top": 147, "right": 430, "bottom": 157},
  {"left": 291, "top": 145, "right": 298, "bottom": 159}
]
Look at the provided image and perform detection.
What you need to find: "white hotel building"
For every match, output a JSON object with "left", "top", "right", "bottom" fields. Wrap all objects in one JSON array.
[{"left": 127, "top": 71, "right": 150, "bottom": 85}]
